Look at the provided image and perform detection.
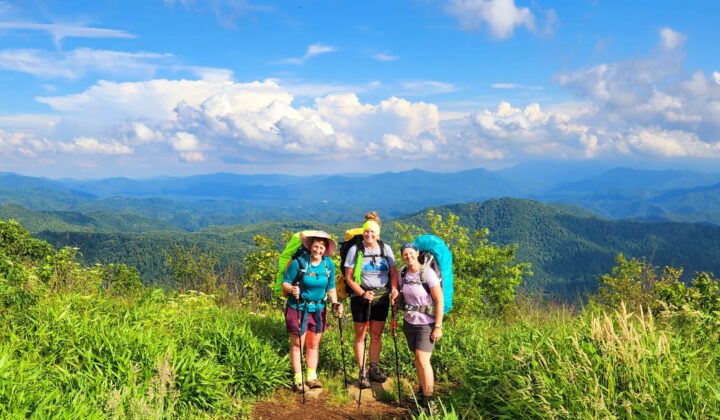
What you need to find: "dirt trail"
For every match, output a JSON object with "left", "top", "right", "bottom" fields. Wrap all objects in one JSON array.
[{"left": 252, "top": 385, "right": 413, "bottom": 419}]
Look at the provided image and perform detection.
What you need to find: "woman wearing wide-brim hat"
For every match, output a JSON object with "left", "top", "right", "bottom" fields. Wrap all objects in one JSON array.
[{"left": 282, "top": 230, "right": 343, "bottom": 392}]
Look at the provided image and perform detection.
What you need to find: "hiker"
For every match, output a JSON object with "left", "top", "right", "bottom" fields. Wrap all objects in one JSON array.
[
  {"left": 344, "top": 211, "right": 399, "bottom": 388},
  {"left": 398, "top": 242, "right": 443, "bottom": 413},
  {"left": 282, "top": 231, "right": 343, "bottom": 392}
]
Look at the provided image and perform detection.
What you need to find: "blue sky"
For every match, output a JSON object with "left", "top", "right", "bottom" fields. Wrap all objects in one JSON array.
[{"left": 1, "top": 0, "right": 719, "bottom": 178}]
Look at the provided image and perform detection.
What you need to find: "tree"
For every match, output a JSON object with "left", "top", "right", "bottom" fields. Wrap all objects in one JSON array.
[
  {"left": 38, "top": 246, "right": 101, "bottom": 294},
  {"left": 241, "top": 235, "right": 279, "bottom": 302},
  {"left": 165, "top": 245, "right": 218, "bottom": 293},
  {"left": 101, "top": 263, "right": 143, "bottom": 296},
  {"left": 594, "top": 253, "right": 682, "bottom": 312},
  {"left": 0, "top": 219, "right": 55, "bottom": 262}
]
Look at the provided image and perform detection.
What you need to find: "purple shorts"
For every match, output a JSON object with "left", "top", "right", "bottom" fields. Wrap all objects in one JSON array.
[{"left": 285, "top": 305, "right": 327, "bottom": 336}]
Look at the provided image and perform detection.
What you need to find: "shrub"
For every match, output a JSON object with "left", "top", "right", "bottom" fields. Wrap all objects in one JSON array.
[
  {"left": 0, "top": 219, "right": 55, "bottom": 263},
  {"left": 101, "top": 263, "right": 143, "bottom": 296}
]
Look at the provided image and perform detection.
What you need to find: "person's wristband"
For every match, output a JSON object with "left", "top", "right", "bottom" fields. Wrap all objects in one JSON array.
[
  {"left": 361, "top": 291, "right": 367, "bottom": 299},
  {"left": 434, "top": 325, "right": 442, "bottom": 330}
]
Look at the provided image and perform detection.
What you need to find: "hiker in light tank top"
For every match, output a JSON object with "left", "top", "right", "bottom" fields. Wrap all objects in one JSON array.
[
  {"left": 282, "top": 231, "right": 343, "bottom": 393},
  {"left": 399, "top": 242, "right": 443, "bottom": 415},
  {"left": 343, "top": 211, "right": 399, "bottom": 389}
]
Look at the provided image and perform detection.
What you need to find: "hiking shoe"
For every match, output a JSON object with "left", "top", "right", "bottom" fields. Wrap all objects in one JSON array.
[
  {"left": 423, "top": 394, "right": 438, "bottom": 416},
  {"left": 292, "top": 383, "right": 307, "bottom": 393},
  {"left": 306, "top": 379, "right": 322, "bottom": 389},
  {"left": 410, "top": 396, "right": 425, "bottom": 417},
  {"left": 368, "top": 365, "right": 387, "bottom": 383},
  {"left": 357, "top": 373, "right": 371, "bottom": 389}
]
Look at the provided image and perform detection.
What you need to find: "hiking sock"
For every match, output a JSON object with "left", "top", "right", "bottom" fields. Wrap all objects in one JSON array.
[
  {"left": 306, "top": 368, "right": 318, "bottom": 381},
  {"left": 293, "top": 372, "right": 303, "bottom": 385}
]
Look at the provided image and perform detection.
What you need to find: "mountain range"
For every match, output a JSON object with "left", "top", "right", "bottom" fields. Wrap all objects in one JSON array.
[
  {"left": 28, "top": 197, "right": 720, "bottom": 299},
  {"left": 4, "top": 162, "right": 720, "bottom": 230}
]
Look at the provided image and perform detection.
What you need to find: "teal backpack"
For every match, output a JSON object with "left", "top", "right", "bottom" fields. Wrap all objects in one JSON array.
[{"left": 400, "top": 234, "right": 454, "bottom": 314}]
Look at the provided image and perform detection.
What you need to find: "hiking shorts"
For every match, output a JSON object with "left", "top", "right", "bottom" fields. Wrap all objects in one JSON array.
[
  {"left": 285, "top": 305, "right": 327, "bottom": 336},
  {"left": 350, "top": 295, "right": 389, "bottom": 323},
  {"left": 403, "top": 322, "right": 435, "bottom": 353}
]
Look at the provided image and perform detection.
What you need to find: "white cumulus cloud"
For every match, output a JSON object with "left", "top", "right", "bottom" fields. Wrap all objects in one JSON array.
[
  {"left": 659, "top": 27, "right": 686, "bottom": 51},
  {"left": 622, "top": 128, "right": 720, "bottom": 158},
  {"left": 446, "top": 0, "right": 536, "bottom": 39},
  {"left": 0, "top": 129, "right": 132, "bottom": 157}
]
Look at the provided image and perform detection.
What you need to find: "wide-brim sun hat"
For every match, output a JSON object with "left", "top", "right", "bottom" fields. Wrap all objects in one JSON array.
[{"left": 300, "top": 230, "right": 337, "bottom": 256}]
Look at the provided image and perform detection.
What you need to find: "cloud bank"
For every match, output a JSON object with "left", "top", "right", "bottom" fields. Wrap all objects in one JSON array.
[{"left": 1, "top": 27, "right": 719, "bottom": 175}]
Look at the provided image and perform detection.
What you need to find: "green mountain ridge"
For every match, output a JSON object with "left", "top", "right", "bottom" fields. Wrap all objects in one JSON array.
[
  {"left": 21, "top": 198, "right": 720, "bottom": 298},
  {"left": 398, "top": 198, "right": 720, "bottom": 295}
]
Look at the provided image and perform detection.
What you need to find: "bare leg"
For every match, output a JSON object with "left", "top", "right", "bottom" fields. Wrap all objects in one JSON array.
[
  {"left": 305, "top": 331, "right": 322, "bottom": 368},
  {"left": 353, "top": 322, "right": 367, "bottom": 369},
  {"left": 369, "top": 320, "right": 386, "bottom": 364},
  {"left": 289, "top": 333, "right": 305, "bottom": 373},
  {"left": 414, "top": 350, "right": 434, "bottom": 395}
]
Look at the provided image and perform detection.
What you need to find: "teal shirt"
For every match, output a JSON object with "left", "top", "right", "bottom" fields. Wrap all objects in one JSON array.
[{"left": 283, "top": 256, "right": 336, "bottom": 313}]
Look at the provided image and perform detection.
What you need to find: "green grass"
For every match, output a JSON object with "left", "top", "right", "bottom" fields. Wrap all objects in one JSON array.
[
  {"left": 0, "top": 291, "right": 287, "bottom": 417},
  {"left": 2, "top": 285, "right": 719, "bottom": 418},
  {"left": 323, "top": 374, "right": 351, "bottom": 407}
]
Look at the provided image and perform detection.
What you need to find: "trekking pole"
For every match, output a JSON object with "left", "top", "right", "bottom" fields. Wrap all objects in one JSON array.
[
  {"left": 294, "top": 277, "right": 307, "bottom": 404},
  {"left": 357, "top": 299, "right": 372, "bottom": 409},
  {"left": 337, "top": 309, "right": 348, "bottom": 389},
  {"left": 391, "top": 303, "right": 401, "bottom": 406},
  {"left": 299, "top": 300, "right": 308, "bottom": 404}
]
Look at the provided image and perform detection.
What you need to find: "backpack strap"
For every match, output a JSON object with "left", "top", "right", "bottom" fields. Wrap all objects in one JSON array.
[
  {"left": 399, "top": 261, "right": 436, "bottom": 317},
  {"left": 350, "top": 240, "right": 389, "bottom": 296},
  {"left": 293, "top": 254, "right": 309, "bottom": 290},
  {"left": 323, "top": 257, "right": 332, "bottom": 279},
  {"left": 293, "top": 256, "right": 330, "bottom": 334}
]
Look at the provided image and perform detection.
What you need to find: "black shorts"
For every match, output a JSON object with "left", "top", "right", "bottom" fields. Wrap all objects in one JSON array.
[{"left": 350, "top": 295, "right": 390, "bottom": 323}]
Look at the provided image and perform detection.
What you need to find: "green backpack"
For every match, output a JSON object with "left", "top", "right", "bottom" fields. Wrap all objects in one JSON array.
[{"left": 273, "top": 231, "right": 332, "bottom": 298}]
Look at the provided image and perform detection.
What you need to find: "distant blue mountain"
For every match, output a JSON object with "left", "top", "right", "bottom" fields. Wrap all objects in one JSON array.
[
  {"left": 549, "top": 167, "right": 720, "bottom": 197},
  {"left": 495, "top": 160, "right": 613, "bottom": 193},
  {"left": 4, "top": 162, "right": 720, "bottom": 228},
  {"left": 62, "top": 172, "right": 327, "bottom": 198}
]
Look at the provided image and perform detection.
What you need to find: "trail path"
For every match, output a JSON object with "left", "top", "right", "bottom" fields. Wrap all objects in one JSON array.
[{"left": 252, "top": 380, "right": 413, "bottom": 419}]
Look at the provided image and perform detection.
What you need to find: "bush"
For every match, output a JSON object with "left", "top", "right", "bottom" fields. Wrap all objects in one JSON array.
[
  {"left": 0, "top": 219, "right": 55, "bottom": 263},
  {"left": 101, "top": 263, "right": 143, "bottom": 296},
  {"left": 0, "top": 252, "right": 45, "bottom": 311}
]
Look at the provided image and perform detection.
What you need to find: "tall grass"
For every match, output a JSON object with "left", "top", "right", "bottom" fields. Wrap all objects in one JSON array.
[
  {"left": 438, "top": 302, "right": 720, "bottom": 418},
  {"left": 3, "top": 289, "right": 719, "bottom": 417},
  {"left": 0, "top": 291, "right": 288, "bottom": 417}
]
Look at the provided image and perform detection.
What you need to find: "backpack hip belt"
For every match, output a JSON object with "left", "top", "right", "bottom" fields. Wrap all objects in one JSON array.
[
  {"left": 402, "top": 303, "right": 436, "bottom": 316},
  {"left": 294, "top": 297, "right": 327, "bottom": 305},
  {"left": 291, "top": 298, "right": 328, "bottom": 335},
  {"left": 359, "top": 286, "right": 389, "bottom": 305}
]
